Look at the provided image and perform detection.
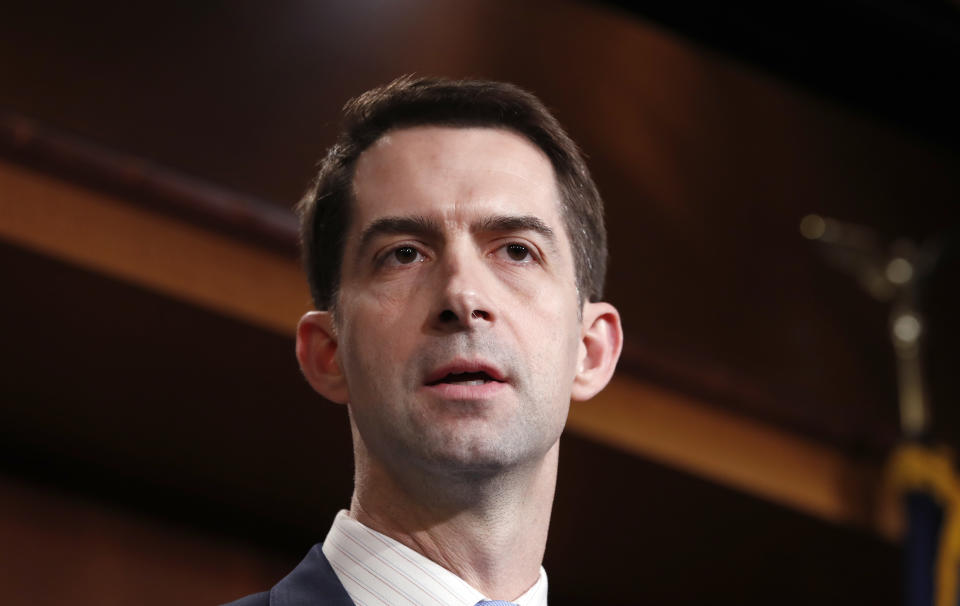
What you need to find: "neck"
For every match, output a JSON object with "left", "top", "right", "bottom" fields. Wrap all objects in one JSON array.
[{"left": 349, "top": 438, "right": 559, "bottom": 601}]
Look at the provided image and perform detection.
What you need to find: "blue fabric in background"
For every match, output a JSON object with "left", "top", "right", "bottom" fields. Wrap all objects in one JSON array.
[{"left": 904, "top": 492, "right": 943, "bottom": 606}]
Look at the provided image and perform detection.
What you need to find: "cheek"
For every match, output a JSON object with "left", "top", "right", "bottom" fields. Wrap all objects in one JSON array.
[
  {"left": 498, "top": 269, "right": 548, "bottom": 305},
  {"left": 337, "top": 290, "right": 420, "bottom": 380},
  {"left": 340, "top": 276, "right": 420, "bottom": 331},
  {"left": 513, "top": 300, "right": 582, "bottom": 375}
]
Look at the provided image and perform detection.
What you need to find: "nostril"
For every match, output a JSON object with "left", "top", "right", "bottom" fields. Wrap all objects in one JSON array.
[{"left": 437, "top": 308, "right": 490, "bottom": 325}]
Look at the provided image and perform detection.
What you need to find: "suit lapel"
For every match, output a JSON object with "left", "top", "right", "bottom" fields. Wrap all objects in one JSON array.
[{"left": 269, "top": 544, "right": 354, "bottom": 606}]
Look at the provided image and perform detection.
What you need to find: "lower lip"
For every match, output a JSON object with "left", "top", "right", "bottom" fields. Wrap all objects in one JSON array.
[{"left": 422, "top": 380, "right": 508, "bottom": 400}]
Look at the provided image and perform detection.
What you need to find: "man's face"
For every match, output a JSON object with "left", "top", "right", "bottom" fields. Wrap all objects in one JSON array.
[{"left": 334, "top": 126, "right": 585, "bottom": 477}]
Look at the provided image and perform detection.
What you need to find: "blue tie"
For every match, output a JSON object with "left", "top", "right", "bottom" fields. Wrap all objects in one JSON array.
[{"left": 475, "top": 601, "right": 518, "bottom": 606}]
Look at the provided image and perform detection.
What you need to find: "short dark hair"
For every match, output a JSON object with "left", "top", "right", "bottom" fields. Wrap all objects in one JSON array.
[{"left": 297, "top": 75, "right": 607, "bottom": 310}]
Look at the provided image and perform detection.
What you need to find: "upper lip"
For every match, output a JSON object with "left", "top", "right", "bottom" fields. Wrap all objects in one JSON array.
[{"left": 424, "top": 359, "right": 508, "bottom": 385}]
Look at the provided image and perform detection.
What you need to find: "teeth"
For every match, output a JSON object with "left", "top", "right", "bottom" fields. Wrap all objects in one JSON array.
[{"left": 428, "top": 371, "right": 497, "bottom": 386}]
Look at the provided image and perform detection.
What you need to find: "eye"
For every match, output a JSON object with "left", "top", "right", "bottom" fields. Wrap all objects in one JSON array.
[
  {"left": 394, "top": 246, "right": 419, "bottom": 263},
  {"left": 506, "top": 243, "right": 529, "bottom": 261},
  {"left": 390, "top": 246, "right": 423, "bottom": 265},
  {"left": 499, "top": 242, "right": 535, "bottom": 263}
]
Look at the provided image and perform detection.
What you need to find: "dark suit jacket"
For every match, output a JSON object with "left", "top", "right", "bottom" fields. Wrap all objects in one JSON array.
[{"left": 222, "top": 543, "right": 354, "bottom": 606}]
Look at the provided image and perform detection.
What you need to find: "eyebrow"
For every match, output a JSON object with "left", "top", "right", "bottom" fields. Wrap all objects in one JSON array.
[
  {"left": 473, "top": 215, "right": 555, "bottom": 242},
  {"left": 357, "top": 215, "right": 444, "bottom": 253},
  {"left": 357, "top": 213, "right": 556, "bottom": 253}
]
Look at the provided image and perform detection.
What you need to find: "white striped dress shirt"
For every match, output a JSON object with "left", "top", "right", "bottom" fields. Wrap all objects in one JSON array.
[{"left": 322, "top": 510, "right": 549, "bottom": 606}]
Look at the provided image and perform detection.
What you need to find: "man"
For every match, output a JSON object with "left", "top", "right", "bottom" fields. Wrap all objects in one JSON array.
[{"left": 227, "top": 76, "right": 622, "bottom": 606}]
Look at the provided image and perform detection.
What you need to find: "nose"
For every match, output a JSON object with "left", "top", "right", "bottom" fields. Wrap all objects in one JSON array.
[
  {"left": 437, "top": 295, "right": 492, "bottom": 327},
  {"left": 431, "top": 246, "right": 495, "bottom": 331}
]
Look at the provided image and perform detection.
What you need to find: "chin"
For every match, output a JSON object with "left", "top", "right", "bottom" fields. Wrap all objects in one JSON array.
[{"left": 411, "top": 433, "right": 547, "bottom": 480}]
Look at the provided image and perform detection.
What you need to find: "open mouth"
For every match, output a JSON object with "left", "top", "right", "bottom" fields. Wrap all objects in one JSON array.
[{"left": 427, "top": 371, "right": 502, "bottom": 386}]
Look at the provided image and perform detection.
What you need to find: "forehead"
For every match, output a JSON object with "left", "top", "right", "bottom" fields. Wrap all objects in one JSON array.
[{"left": 349, "top": 126, "right": 563, "bottom": 229}]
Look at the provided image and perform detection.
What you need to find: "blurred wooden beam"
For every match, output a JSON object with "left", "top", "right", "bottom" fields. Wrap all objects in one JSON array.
[
  {"left": 569, "top": 377, "right": 884, "bottom": 532},
  {"left": 0, "top": 156, "right": 885, "bottom": 536},
  {"left": 0, "top": 111, "right": 299, "bottom": 257},
  {"left": 0, "top": 160, "right": 307, "bottom": 335}
]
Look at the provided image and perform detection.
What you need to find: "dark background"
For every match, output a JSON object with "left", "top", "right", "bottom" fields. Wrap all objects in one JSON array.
[{"left": 2, "top": 1, "right": 958, "bottom": 603}]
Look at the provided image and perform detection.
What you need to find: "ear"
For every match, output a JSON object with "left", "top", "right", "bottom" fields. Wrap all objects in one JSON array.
[
  {"left": 571, "top": 301, "right": 623, "bottom": 402},
  {"left": 296, "top": 311, "right": 349, "bottom": 404}
]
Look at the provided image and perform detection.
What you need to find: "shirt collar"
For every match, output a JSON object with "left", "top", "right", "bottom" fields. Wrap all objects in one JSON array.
[{"left": 322, "top": 510, "right": 548, "bottom": 606}]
